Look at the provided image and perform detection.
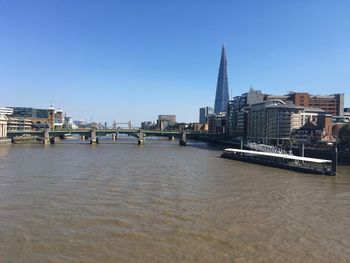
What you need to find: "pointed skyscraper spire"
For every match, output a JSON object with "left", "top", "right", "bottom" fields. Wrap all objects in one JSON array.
[{"left": 214, "top": 45, "right": 229, "bottom": 113}]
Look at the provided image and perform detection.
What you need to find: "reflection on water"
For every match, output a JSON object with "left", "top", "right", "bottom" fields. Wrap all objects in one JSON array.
[
  {"left": 1, "top": 138, "right": 350, "bottom": 262},
  {"left": 0, "top": 144, "right": 10, "bottom": 158}
]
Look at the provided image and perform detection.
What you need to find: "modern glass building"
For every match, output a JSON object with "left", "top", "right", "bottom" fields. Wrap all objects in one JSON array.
[
  {"left": 226, "top": 88, "right": 266, "bottom": 137},
  {"left": 0, "top": 107, "right": 13, "bottom": 116},
  {"left": 199, "top": 106, "right": 213, "bottom": 124},
  {"left": 214, "top": 46, "right": 229, "bottom": 113},
  {"left": 11, "top": 107, "right": 49, "bottom": 118}
]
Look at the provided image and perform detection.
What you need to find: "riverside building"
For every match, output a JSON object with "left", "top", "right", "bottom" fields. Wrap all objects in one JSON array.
[
  {"left": 0, "top": 114, "right": 9, "bottom": 140},
  {"left": 7, "top": 117, "right": 32, "bottom": 131},
  {"left": 266, "top": 92, "right": 344, "bottom": 116},
  {"left": 246, "top": 100, "right": 325, "bottom": 145},
  {"left": 208, "top": 112, "right": 226, "bottom": 134},
  {"left": 8, "top": 106, "right": 64, "bottom": 130},
  {"left": 293, "top": 114, "right": 334, "bottom": 144},
  {"left": 247, "top": 100, "right": 302, "bottom": 145},
  {"left": 0, "top": 107, "right": 12, "bottom": 141},
  {"left": 226, "top": 89, "right": 345, "bottom": 141},
  {"left": 226, "top": 88, "right": 265, "bottom": 138}
]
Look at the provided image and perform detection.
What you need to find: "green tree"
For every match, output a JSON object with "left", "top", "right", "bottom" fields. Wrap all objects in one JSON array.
[{"left": 338, "top": 124, "right": 350, "bottom": 147}]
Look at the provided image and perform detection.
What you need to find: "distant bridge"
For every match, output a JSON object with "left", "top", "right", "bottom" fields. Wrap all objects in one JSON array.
[
  {"left": 7, "top": 128, "right": 210, "bottom": 146},
  {"left": 7, "top": 128, "right": 234, "bottom": 147}
]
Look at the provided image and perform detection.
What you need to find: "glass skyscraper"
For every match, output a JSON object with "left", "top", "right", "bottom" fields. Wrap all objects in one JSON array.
[
  {"left": 199, "top": 106, "right": 213, "bottom": 124},
  {"left": 214, "top": 46, "right": 229, "bottom": 113}
]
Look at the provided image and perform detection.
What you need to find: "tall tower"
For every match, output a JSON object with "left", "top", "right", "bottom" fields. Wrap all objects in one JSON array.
[
  {"left": 48, "top": 105, "right": 55, "bottom": 129},
  {"left": 214, "top": 45, "right": 229, "bottom": 113}
]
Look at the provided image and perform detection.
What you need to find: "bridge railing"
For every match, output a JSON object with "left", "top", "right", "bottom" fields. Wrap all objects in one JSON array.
[{"left": 246, "top": 142, "right": 291, "bottom": 155}]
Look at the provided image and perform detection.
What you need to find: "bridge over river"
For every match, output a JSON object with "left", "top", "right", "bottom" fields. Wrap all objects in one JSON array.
[{"left": 7, "top": 128, "right": 216, "bottom": 146}]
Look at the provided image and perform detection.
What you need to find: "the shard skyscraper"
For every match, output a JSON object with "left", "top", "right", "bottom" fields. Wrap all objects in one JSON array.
[{"left": 214, "top": 46, "right": 229, "bottom": 113}]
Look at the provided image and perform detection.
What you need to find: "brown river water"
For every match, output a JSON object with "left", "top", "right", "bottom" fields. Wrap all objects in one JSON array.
[{"left": 0, "top": 136, "right": 350, "bottom": 262}]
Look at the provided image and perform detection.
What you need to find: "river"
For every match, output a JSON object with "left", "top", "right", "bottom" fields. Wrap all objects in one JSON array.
[{"left": 1, "top": 136, "right": 350, "bottom": 262}]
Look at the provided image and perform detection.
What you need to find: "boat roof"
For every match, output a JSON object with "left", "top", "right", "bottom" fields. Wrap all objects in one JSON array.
[{"left": 224, "top": 148, "right": 332, "bottom": 164}]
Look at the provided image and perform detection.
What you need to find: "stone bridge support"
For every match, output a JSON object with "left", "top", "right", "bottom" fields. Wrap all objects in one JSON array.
[
  {"left": 50, "top": 137, "right": 56, "bottom": 144},
  {"left": 112, "top": 133, "right": 117, "bottom": 141},
  {"left": 90, "top": 127, "right": 98, "bottom": 145},
  {"left": 138, "top": 129, "right": 144, "bottom": 145},
  {"left": 179, "top": 130, "right": 186, "bottom": 146},
  {"left": 43, "top": 128, "right": 50, "bottom": 145}
]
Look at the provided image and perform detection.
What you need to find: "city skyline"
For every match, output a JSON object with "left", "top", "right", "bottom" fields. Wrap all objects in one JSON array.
[{"left": 1, "top": 1, "right": 350, "bottom": 125}]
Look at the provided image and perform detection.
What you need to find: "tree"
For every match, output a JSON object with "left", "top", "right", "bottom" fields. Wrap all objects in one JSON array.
[{"left": 338, "top": 124, "right": 350, "bottom": 147}]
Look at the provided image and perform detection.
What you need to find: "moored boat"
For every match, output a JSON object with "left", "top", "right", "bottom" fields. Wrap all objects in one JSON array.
[{"left": 222, "top": 148, "right": 336, "bottom": 176}]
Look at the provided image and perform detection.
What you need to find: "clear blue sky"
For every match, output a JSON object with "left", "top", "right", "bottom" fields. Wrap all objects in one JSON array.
[{"left": 1, "top": 0, "right": 349, "bottom": 125}]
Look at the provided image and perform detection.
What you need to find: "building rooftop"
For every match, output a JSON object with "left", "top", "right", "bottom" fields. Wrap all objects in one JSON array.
[
  {"left": 0, "top": 107, "right": 13, "bottom": 115},
  {"left": 303, "top": 107, "right": 325, "bottom": 112},
  {"left": 310, "top": 95, "right": 337, "bottom": 99}
]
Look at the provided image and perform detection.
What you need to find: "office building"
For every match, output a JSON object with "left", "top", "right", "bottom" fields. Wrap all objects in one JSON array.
[
  {"left": 226, "top": 88, "right": 265, "bottom": 138},
  {"left": 7, "top": 117, "right": 32, "bottom": 131},
  {"left": 141, "top": 121, "right": 157, "bottom": 130},
  {"left": 63, "top": 114, "right": 78, "bottom": 129},
  {"left": 247, "top": 100, "right": 305, "bottom": 145},
  {"left": 282, "top": 92, "right": 344, "bottom": 116},
  {"left": 11, "top": 107, "right": 49, "bottom": 119},
  {"left": 157, "top": 115, "right": 176, "bottom": 130},
  {"left": 199, "top": 106, "right": 213, "bottom": 124},
  {"left": 74, "top": 119, "right": 85, "bottom": 127},
  {"left": 214, "top": 46, "right": 229, "bottom": 113},
  {"left": 8, "top": 106, "right": 64, "bottom": 129},
  {"left": 343, "top": 108, "right": 350, "bottom": 120},
  {"left": 208, "top": 112, "right": 226, "bottom": 134}
]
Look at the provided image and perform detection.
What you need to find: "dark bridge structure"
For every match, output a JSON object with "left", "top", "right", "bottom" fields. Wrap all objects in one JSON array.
[{"left": 7, "top": 128, "right": 195, "bottom": 146}]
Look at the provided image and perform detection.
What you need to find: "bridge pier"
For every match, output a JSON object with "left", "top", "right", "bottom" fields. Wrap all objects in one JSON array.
[
  {"left": 168, "top": 135, "right": 175, "bottom": 141},
  {"left": 43, "top": 128, "right": 50, "bottom": 145},
  {"left": 90, "top": 126, "right": 98, "bottom": 145},
  {"left": 179, "top": 130, "right": 186, "bottom": 146},
  {"left": 138, "top": 129, "right": 144, "bottom": 145},
  {"left": 300, "top": 143, "right": 305, "bottom": 157},
  {"left": 112, "top": 133, "right": 117, "bottom": 141},
  {"left": 90, "top": 137, "right": 98, "bottom": 144},
  {"left": 300, "top": 143, "right": 305, "bottom": 165},
  {"left": 332, "top": 146, "right": 337, "bottom": 175}
]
